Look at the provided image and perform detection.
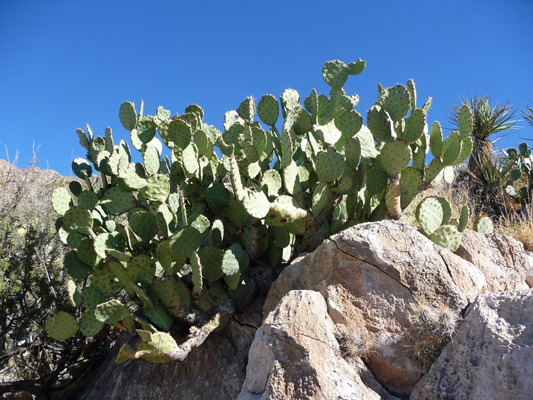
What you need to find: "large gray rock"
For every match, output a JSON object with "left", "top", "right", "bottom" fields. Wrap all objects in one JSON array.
[
  {"left": 456, "top": 229, "right": 530, "bottom": 291},
  {"left": 263, "top": 220, "right": 487, "bottom": 396},
  {"left": 238, "top": 290, "right": 400, "bottom": 400},
  {"left": 411, "top": 289, "right": 533, "bottom": 400}
]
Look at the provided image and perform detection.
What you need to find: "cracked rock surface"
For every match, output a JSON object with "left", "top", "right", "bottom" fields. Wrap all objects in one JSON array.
[
  {"left": 237, "top": 290, "right": 399, "bottom": 400},
  {"left": 262, "top": 220, "right": 527, "bottom": 396}
]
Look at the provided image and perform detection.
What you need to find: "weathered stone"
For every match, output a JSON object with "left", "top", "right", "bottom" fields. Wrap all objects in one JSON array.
[
  {"left": 456, "top": 229, "right": 530, "bottom": 291},
  {"left": 238, "top": 290, "right": 400, "bottom": 400},
  {"left": 411, "top": 289, "right": 533, "bottom": 400},
  {"left": 263, "top": 220, "right": 488, "bottom": 396},
  {"left": 525, "top": 251, "right": 533, "bottom": 288}
]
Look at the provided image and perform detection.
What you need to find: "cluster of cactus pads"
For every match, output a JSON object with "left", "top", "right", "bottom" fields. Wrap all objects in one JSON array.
[
  {"left": 49, "top": 59, "right": 481, "bottom": 363},
  {"left": 506, "top": 142, "right": 533, "bottom": 205}
]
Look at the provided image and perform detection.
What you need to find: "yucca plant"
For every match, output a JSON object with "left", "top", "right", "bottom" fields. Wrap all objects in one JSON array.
[
  {"left": 448, "top": 95, "right": 519, "bottom": 217},
  {"left": 449, "top": 94, "right": 519, "bottom": 180}
]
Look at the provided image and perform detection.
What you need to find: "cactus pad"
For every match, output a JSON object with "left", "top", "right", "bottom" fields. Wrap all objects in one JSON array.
[
  {"left": 95, "top": 299, "right": 130, "bottom": 323},
  {"left": 322, "top": 60, "right": 348, "bottom": 89},
  {"left": 416, "top": 197, "right": 444, "bottom": 235},
  {"left": 119, "top": 101, "right": 137, "bottom": 131},
  {"left": 101, "top": 186, "right": 135, "bottom": 215},
  {"left": 367, "top": 105, "right": 394, "bottom": 142},
  {"left": 315, "top": 151, "right": 344, "bottom": 182},
  {"left": 79, "top": 310, "right": 105, "bottom": 337},
  {"left": 429, "top": 225, "right": 462, "bottom": 252},
  {"left": 257, "top": 94, "right": 279, "bottom": 126},
  {"left": 46, "top": 311, "right": 79, "bottom": 341},
  {"left": 380, "top": 140, "right": 412, "bottom": 176}
]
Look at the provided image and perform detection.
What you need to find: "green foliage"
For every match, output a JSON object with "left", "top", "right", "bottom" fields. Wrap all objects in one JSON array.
[
  {"left": 0, "top": 159, "right": 113, "bottom": 398},
  {"left": 50, "top": 59, "right": 473, "bottom": 364}
]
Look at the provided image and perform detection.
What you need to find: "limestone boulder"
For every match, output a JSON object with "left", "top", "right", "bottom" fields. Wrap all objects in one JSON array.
[
  {"left": 411, "top": 288, "right": 533, "bottom": 400},
  {"left": 456, "top": 229, "right": 530, "bottom": 291},
  {"left": 238, "top": 290, "right": 400, "bottom": 400}
]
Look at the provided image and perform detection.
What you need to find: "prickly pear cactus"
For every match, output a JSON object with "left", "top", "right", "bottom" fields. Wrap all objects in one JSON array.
[{"left": 50, "top": 59, "right": 475, "bottom": 364}]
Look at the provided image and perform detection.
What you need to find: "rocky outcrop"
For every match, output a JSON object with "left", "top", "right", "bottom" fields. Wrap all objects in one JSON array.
[
  {"left": 456, "top": 229, "right": 530, "bottom": 291},
  {"left": 263, "top": 220, "right": 491, "bottom": 395},
  {"left": 411, "top": 289, "right": 533, "bottom": 400},
  {"left": 237, "top": 290, "right": 400, "bottom": 400}
]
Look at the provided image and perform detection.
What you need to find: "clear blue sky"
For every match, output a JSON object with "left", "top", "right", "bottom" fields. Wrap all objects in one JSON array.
[{"left": 1, "top": 0, "right": 532, "bottom": 176}]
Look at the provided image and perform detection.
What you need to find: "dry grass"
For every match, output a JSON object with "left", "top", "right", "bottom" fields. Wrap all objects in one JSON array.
[{"left": 496, "top": 205, "right": 533, "bottom": 251}]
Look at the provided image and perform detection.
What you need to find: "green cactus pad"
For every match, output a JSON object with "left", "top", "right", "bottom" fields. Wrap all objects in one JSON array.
[
  {"left": 46, "top": 311, "right": 79, "bottom": 341},
  {"left": 127, "top": 256, "right": 156, "bottom": 284},
  {"left": 377, "top": 84, "right": 411, "bottom": 122},
  {"left": 476, "top": 216, "right": 493, "bottom": 234},
  {"left": 222, "top": 244, "right": 243, "bottom": 276},
  {"left": 76, "top": 128, "right": 90, "bottom": 149},
  {"left": 416, "top": 197, "right": 444, "bottom": 235},
  {"left": 69, "top": 181, "right": 83, "bottom": 197},
  {"left": 64, "top": 250, "right": 93, "bottom": 279},
  {"left": 380, "top": 140, "right": 413, "bottom": 176},
  {"left": 241, "top": 140, "right": 259, "bottom": 164},
  {"left": 100, "top": 186, "right": 135, "bottom": 215},
  {"left": 458, "top": 205, "right": 469, "bottom": 233},
  {"left": 429, "top": 121, "right": 444, "bottom": 159},
  {"left": 72, "top": 158, "right": 92, "bottom": 179},
  {"left": 315, "top": 151, "right": 344, "bottom": 182},
  {"left": 170, "top": 226, "right": 203, "bottom": 258},
  {"left": 136, "top": 116, "right": 157, "bottom": 143},
  {"left": 304, "top": 89, "right": 319, "bottom": 119},
  {"left": 91, "top": 263, "right": 122, "bottom": 296},
  {"left": 243, "top": 191, "right": 270, "bottom": 219},
  {"left": 78, "top": 190, "right": 99, "bottom": 210},
  {"left": 168, "top": 119, "right": 192, "bottom": 150},
  {"left": 208, "top": 219, "right": 224, "bottom": 248},
  {"left": 312, "top": 181, "right": 330, "bottom": 217},
  {"left": 119, "top": 101, "right": 137, "bottom": 131},
  {"left": 189, "top": 214, "right": 210, "bottom": 235},
  {"left": 280, "top": 129, "right": 294, "bottom": 168},
  {"left": 237, "top": 96, "right": 256, "bottom": 121},
  {"left": 95, "top": 299, "right": 130, "bottom": 323},
  {"left": 145, "top": 303, "right": 174, "bottom": 331},
  {"left": 198, "top": 247, "right": 224, "bottom": 283},
  {"left": 79, "top": 310, "right": 105, "bottom": 337},
  {"left": 347, "top": 58, "right": 366, "bottom": 75},
  {"left": 150, "top": 277, "right": 191, "bottom": 319},
  {"left": 322, "top": 60, "right": 348, "bottom": 89},
  {"left": 340, "top": 93, "right": 360, "bottom": 111},
  {"left": 93, "top": 233, "right": 118, "bottom": 259},
  {"left": 266, "top": 195, "right": 307, "bottom": 226},
  {"left": 367, "top": 105, "right": 395, "bottom": 142},
  {"left": 403, "top": 109, "right": 426, "bottom": 143},
  {"left": 429, "top": 225, "right": 462, "bottom": 252},
  {"left": 456, "top": 136, "right": 473, "bottom": 165},
  {"left": 143, "top": 146, "right": 160, "bottom": 176},
  {"left": 67, "top": 279, "right": 83, "bottom": 307},
  {"left": 366, "top": 166, "right": 388, "bottom": 197},
  {"left": 433, "top": 196, "right": 452, "bottom": 225},
  {"left": 229, "top": 155, "right": 246, "bottom": 201},
  {"left": 117, "top": 163, "right": 148, "bottom": 191},
  {"left": 52, "top": 187, "right": 72, "bottom": 216},
  {"left": 400, "top": 167, "right": 423, "bottom": 209},
  {"left": 425, "top": 158, "right": 444, "bottom": 184},
  {"left": 129, "top": 210, "right": 158, "bottom": 243},
  {"left": 280, "top": 88, "right": 300, "bottom": 118},
  {"left": 335, "top": 109, "right": 363, "bottom": 138},
  {"left": 330, "top": 203, "right": 348, "bottom": 235},
  {"left": 144, "top": 174, "right": 170, "bottom": 203},
  {"left": 82, "top": 286, "right": 107, "bottom": 310},
  {"left": 407, "top": 79, "right": 417, "bottom": 110},
  {"left": 256, "top": 94, "right": 279, "bottom": 126},
  {"left": 63, "top": 207, "right": 93, "bottom": 234},
  {"left": 283, "top": 161, "right": 302, "bottom": 195},
  {"left": 206, "top": 183, "right": 230, "bottom": 212},
  {"left": 156, "top": 240, "right": 185, "bottom": 274},
  {"left": 457, "top": 104, "right": 473, "bottom": 139},
  {"left": 441, "top": 132, "right": 463, "bottom": 166},
  {"left": 156, "top": 204, "right": 175, "bottom": 238},
  {"left": 185, "top": 104, "right": 204, "bottom": 121},
  {"left": 345, "top": 138, "right": 361, "bottom": 170}
]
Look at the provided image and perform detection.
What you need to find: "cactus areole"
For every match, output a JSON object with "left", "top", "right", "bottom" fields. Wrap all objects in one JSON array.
[{"left": 50, "top": 59, "right": 474, "bottom": 363}]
